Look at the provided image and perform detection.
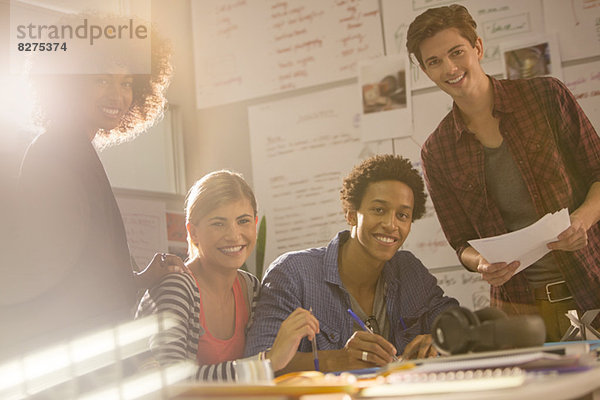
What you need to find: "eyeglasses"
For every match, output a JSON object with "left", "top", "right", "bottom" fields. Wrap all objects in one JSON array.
[{"left": 365, "top": 315, "right": 381, "bottom": 335}]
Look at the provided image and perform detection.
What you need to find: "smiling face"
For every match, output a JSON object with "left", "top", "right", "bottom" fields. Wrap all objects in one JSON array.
[
  {"left": 187, "top": 198, "right": 257, "bottom": 273},
  {"left": 72, "top": 73, "right": 134, "bottom": 139},
  {"left": 419, "top": 27, "right": 486, "bottom": 100},
  {"left": 347, "top": 180, "right": 414, "bottom": 266}
]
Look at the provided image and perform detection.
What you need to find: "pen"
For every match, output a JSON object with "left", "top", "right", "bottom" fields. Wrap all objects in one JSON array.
[
  {"left": 347, "top": 308, "right": 400, "bottom": 362},
  {"left": 347, "top": 308, "right": 372, "bottom": 333},
  {"left": 399, "top": 316, "right": 407, "bottom": 331},
  {"left": 310, "top": 307, "right": 319, "bottom": 371}
]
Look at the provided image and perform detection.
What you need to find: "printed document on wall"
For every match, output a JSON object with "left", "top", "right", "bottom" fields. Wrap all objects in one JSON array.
[
  {"left": 249, "top": 84, "right": 392, "bottom": 267},
  {"left": 381, "top": 0, "right": 545, "bottom": 90}
]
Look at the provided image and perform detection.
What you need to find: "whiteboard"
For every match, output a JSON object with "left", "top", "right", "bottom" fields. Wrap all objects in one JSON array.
[
  {"left": 116, "top": 197, "right": 168, "bottom": 270},
  {"left": 191, "top": 0, "right": 384, "bottom": 108},
  {"left": 249, "top": 84, "right": 393, "bottom": 267},
  {"left": 381, "top": 0, "right": 545, "bottom": 90},
  {"left": 543, "top": 0, "right": 600, "bottom": 61},
  {"left": 392, "top": 136, "right": 458, "bottom": 269},
  {"left": 431, "top": 267, "right": 490, "bottom": 311}
]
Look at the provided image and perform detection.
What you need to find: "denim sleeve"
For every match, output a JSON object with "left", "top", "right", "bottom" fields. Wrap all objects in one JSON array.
[
  {"left": 390, "top": 253, "right": 459, "bottom": 352},
  {"left": 244, "top": 255, "right": 302, "bottom": 357}
]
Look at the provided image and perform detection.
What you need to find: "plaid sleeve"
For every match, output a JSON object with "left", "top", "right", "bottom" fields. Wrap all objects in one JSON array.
[
  {"left": 421, "top": 136, "right": 479, "bottom": 264},
  {"left": 549, "top": 77, "right": 600, "bottom": 185}
]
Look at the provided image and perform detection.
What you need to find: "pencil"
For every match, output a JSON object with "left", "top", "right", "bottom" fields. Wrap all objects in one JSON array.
[{"left": 309, "top": 307, "right": 319, "bottom": 371}]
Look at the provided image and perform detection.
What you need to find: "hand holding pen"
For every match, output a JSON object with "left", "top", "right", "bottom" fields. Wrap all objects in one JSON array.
[
  {"left": 267, "top": 308, "right": 319, "bottom": 372},
  {"left": 309, "top": 307, "right": 319, "bottom": 371},
  {"left": 347, "top": 308, "right": 400, "bottom": 364}
]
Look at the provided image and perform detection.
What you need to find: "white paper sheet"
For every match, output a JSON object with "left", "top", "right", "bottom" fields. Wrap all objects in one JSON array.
[{"left": 467, "top": 208, "right": 570, "bottom": 275}]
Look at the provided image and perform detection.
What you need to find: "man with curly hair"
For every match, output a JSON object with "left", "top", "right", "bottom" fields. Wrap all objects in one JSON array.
[
  {"left": 406, "top": 4, "right": 600, "bottom": 341},
  {"left": 2, "top": 14, "right": 184, "bottom": 360},
  {"left": 245, "top": 154, "right": 457, "bottom": 373}
]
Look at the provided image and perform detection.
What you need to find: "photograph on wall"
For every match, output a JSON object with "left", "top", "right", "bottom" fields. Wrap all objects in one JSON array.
[
  {"left": 358, "top": 54, "right": 412, "bottom": 142},
  {"left": 501, "top": 35, "right": 563, "bottom": 81}
]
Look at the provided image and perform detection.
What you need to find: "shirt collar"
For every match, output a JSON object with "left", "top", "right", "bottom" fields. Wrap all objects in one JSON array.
[
  {"left": 323, "top": 230, "right": 348, "bottom": 286},
  {"left": 490, "top": 75, "right": 513, "bottom": 115},
  {"left": 324, "top": 230, "right": 398, "bottom": 289},
  {"left": 449, "top": 75, "right": 512, "bottom": 142}
]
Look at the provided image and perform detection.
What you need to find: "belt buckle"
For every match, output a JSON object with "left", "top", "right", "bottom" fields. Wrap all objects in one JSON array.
[{"left": 546, "top": 280, "right": 572, "bottom": 303}]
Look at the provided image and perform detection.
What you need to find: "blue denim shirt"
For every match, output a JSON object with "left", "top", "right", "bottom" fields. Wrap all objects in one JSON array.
[{"left": 244, "top": 231, "right": 458, "bottom": 356}]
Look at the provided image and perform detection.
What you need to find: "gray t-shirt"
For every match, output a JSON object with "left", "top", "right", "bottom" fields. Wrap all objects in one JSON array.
[
  {"left": 347, "top": 275, "right": 390, "bottom": 339},
  {"left": 484, "top": 140, "right": 563, "bottom": 287}
]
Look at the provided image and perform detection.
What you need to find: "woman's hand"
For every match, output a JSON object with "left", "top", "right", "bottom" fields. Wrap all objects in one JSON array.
[
  {"left": 343, "top": 330, "right": 397, "bottom": 366},
  {"left": 135, "top": 253, "right": 189, "bottom": 289},
  {"left": 267, "top": 308, "right": 319, "bottom": 371}
]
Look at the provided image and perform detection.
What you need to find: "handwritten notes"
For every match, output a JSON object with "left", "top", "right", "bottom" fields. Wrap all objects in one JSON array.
[
  {"left": 432, "top": 267, "right": 490, "bottom": 311},
  {"left": 191, "top": 0, "right": 384, "bottom": 108},
  {"left": 381, "top": 0, "right": 544, "bottom": 90},
  {"left": 116, "top": 197, "right": 168, "bottom": 270},
  {"left": 392, "top": 137, "right": 458, "bottom": 269},
  {"left": 543, "top": 0, "right": 600, "bottom": 61},
  {"left": 249, "top": 84, "right": 393, "bottom": 266}
]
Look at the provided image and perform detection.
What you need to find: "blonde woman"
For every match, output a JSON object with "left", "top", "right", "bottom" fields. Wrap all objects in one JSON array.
[{"left": 137, "top": 170, "right": 319, "bottom": 381}]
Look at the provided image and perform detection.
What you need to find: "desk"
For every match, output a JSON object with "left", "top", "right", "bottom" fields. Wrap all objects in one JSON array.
[{"left": 170, "top": 366, "right": 600, "bottom": 400}]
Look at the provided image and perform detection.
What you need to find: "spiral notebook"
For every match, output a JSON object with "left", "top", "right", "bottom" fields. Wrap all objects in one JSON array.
[{"left": 359, "top": 367, "right": 526, "bottom": 397}]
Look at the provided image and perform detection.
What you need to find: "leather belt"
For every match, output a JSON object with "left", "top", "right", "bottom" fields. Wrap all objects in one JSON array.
[{"left": 533, "top": 280, "right": 573, "bottom": 303}]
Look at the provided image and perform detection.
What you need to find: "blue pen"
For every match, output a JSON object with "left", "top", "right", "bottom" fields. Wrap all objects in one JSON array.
[
  {"left": 399, "top": 316, "right": 407, "bottom": 331},
  {"left": 347, "top": 308, "right": 372, "bottom": 333},
  {"left": 309, "top": 307, "right": 319, "bottom": 371},
  {"left": 347, "top": 309, "right": 400, "bottom": 362}
]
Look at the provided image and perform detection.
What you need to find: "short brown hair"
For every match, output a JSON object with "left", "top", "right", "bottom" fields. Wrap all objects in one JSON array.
[
  {"left": 406, "top": 4, "right": 478, "bottom": 68},
  {"left": 340, "top": 154, "right": 426, "bottom": 221}
]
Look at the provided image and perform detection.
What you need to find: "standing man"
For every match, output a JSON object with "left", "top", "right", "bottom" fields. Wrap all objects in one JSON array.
[{"left": 406, "top": 4, "right": 600, "bottom": 341}]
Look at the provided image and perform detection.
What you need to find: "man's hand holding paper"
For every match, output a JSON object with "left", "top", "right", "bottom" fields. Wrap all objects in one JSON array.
[
  {"left": 468, "top": 209, "right": 571, "bottom": 280},
  {"left": 547, "top": 211, "right": 589, "bottom": 252}
]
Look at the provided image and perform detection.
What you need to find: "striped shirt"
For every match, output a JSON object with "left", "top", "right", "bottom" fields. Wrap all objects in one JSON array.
[
  {"left": 421, "top": 76, "right": 600, "bottom": 315},
  {"left": 135, "top": 270, "right": 260, "bottom": 381}
]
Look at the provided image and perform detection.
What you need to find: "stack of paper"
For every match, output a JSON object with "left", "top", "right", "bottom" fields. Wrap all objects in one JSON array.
[{"left": 467, "top": 208, "right": 570, "bottom": 275}]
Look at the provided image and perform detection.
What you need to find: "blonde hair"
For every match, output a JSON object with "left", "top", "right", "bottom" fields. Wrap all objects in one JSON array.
[{"left": 185, "top": 170, "right": 257, "bottom": 261}]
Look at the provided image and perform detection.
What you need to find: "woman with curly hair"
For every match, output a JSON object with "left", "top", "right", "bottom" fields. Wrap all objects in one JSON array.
[{"left": 3, "top": 14, "right": 183, "bottom": 359}]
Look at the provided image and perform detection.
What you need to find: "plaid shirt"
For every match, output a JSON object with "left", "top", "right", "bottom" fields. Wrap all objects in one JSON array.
[
  {"left": 244, "top": 231, "right": 458, "bottom": 357},
  {"left": 421, "top": 76, "right": 600, "bottom": 315}
]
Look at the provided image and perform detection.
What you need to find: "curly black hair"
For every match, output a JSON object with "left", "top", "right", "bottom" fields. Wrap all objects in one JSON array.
[
  {"left": 340, "top": 154, "right": 427, "bottom": 221},
  {"left": 28, "top": 13, "right": 173, "bottom": 149}
]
